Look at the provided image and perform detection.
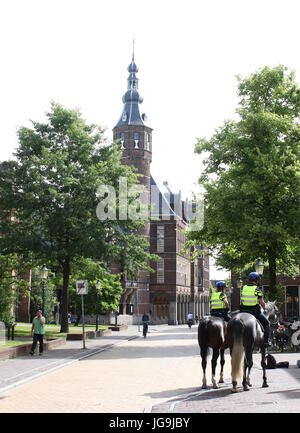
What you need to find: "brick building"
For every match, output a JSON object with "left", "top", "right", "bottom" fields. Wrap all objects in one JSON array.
[{"left": 113, "top": 53, "right": 210, "bottom": 325}]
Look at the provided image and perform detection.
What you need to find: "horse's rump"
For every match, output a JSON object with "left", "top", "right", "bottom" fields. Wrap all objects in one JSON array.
[{"left": 198, "top": 317, "right": 225, "bottom": 350}]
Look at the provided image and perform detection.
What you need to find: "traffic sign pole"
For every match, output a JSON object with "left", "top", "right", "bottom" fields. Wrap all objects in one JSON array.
[{"left": 81, "top": 294, "right": 86, "bottom": 349}]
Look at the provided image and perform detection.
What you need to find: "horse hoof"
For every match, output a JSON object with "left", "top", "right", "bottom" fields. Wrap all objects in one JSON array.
[
  {"left": 231, "top": 389, "right": 238, "bottom": 393},
  {"left": 218, "top": 379, "right": 224, "bottom": 383},
  {"left": 262, "top": 383, "right": 269, "bottom": 388},
  {"left": 213, "top": 384, "right": 219, "bottom": 389},
  {"left": 243, "top": 386, "right": 250, "bottom": 391},
  {"left": 202, "top": 385, "right": 208, "bottom": 389}
]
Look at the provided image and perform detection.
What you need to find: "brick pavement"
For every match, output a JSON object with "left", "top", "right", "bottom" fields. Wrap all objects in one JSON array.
[
  {"left": 0, "top": 325, "right": 211, "bottom": 412},
  {"left": 0, "top": 325, "right": 142, "bottom": 394},
  {"left": 0, "top": 326, "right": 299, "bottom": 413},
  {"left": 151, "top": 352, "right": 300, "bottom": 413}
]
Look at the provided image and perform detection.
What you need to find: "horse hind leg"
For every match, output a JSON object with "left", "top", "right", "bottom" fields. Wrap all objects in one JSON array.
[
  {"left": 218, "top": 349, "right": 225, "bottom": 383},
  {"left": 246, "top": 353, "right": 253, "bottom": 387},
  {"left": 242, "top": 354, "right": 250, "bottom": 391},
  {"left": 211, "top": 348, "right": 220, "bottom": 389},
  {"left": 200, "top": 346, "right": 208, "bottom": 389},
  {"left": 261, "top": 346, "right": 269, "bottom": 388}
]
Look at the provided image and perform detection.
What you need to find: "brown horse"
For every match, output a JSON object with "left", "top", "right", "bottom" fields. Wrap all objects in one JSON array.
[{"left": 198, "top": 316, "right": 228, "bottom": 389}]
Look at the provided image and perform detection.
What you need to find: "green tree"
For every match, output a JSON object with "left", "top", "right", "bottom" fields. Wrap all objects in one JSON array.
[
  {"left": 187, "top": 66, "right": 300, "bottom": 294},
  {"left": 0, "top": 254, "right": 30, "bottom": 324},
  {"left": 68, "top": 258, "right": 122, "bottom": 324},
  {"left": 0, "top": 102, "right": 155, "bottom": 332}
]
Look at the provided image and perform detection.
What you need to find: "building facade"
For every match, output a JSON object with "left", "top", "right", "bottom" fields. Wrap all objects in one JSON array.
[{"left": 113, "top": 54, "right": 210, "bottom": 325}]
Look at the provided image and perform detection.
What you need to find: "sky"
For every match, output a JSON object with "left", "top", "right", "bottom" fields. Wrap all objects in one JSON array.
[{"left": 1, "top": 0, "right": 300, "bottom": 279}]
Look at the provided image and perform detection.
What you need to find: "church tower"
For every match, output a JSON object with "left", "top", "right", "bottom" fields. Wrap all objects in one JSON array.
[{"left": 113, "top": 49, "right": 152, "bottom": 320}]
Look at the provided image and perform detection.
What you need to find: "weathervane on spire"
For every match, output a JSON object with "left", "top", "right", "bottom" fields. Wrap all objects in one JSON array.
[{"left": 132, "top": 35, "right": 135, "bottom": 62}]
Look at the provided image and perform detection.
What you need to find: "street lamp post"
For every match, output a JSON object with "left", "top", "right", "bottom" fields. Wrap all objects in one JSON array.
[
  {"left": 237, "top": 275, "right": 243, "bottom": 306},
  {"left": 40, "top": 264, "right": 48, "bottom": 317},
  {"left": 96, "top": 280, "right": 100, "bottom": 332}
]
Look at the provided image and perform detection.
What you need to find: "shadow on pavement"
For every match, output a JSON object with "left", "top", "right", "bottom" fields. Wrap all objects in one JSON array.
[
  {"left": 58, "top": 345, "right": 200, "bottom": 360},
  {"left": 149, "top": 386, "right": 231, "bottom": 404},
  {"left": 267, "top": 388, "right": 300, "bottom": 399},
  {"left": 144, "top": 386, "right": 199, "bottom": 399},
  {"left": 145, "top": 333, "right": 197, "bottom": 341}
]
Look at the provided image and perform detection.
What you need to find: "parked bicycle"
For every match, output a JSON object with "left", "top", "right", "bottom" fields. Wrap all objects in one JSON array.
[{"left": 270, "top": 318, "right": 300, "bottom": 352}]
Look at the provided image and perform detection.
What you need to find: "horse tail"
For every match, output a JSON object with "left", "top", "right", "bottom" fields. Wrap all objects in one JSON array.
[{"left": 228, "top": 319, "right": 245, "bottom": 383}]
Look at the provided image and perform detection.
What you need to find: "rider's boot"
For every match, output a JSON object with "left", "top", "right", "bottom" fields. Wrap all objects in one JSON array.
[{"left": 263, "top": 330, "right": 271, "bottom": 348}]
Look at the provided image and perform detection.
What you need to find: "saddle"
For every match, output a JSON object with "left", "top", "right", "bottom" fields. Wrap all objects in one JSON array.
[{"left": 239, "top": 308, "right": 265, "bottom": 332}]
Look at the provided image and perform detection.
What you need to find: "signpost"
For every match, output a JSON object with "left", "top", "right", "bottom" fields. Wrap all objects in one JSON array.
[
  {"left": 96, "top": 280, "right": 100, "bottom": 332},
  {"left": 76, "top": 280, "right": 88, "bottom": 349}
]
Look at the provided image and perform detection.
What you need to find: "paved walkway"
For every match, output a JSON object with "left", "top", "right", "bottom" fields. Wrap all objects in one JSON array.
[
  {"left": 0, "top": 325, "right": 142, "bottom": 394},
  {"left": 0, "top": 325, "right": 299, "bottom": 413}
]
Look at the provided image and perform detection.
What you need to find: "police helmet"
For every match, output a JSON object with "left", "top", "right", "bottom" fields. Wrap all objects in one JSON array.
[
  {"left": 216, "top": 281, "right": 226, "bottom": 290},
  {"left": 248, "top": 272, "right": 260, "bottom": 281}
]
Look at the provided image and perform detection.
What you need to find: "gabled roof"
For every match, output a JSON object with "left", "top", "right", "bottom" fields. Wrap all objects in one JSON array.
[{"left": 150, "top": 176, "right": 189, "bottom": 224}]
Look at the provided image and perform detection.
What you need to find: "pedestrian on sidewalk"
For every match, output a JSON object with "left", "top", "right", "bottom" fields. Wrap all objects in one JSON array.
[{"left": 30, "top": 310, "right": 45, "bottom": 356}]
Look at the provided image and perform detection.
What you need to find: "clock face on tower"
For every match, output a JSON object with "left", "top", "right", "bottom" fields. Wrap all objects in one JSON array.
[{"left": 122, "top": 112, "right": 127, "bottom": 122}]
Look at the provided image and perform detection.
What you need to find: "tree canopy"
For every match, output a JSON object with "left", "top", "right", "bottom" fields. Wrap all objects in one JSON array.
[
  {"left": 187, "top": 65, "right": 300, "bottom": 292},
  {"left": 0, "top": 102, "right": 155, "bottom": 331}
]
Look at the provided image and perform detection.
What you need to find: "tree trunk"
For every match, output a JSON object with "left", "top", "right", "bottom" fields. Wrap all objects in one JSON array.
[
  {"left": 60, "top": 257, "right": 70, "bottom": 333},
  {"left": 267, "top": 248, "right": 277, "bottom": 295}
]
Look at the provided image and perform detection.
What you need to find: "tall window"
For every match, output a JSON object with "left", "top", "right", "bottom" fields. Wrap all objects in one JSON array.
[
  {"left": 120, "top": 132, "right": 125, "bottom": 149},
  {"left": 146, "top": 133, "right": 151, "bottom": 150},
  {"left": 134, "top": 132, "right": 139, "bottom": 148},
  {"left": 157, "top": 258, "right": 164, "bottom": 283},
  {"left": 157, "top": 225, "right": 164, "bottom": 252}
]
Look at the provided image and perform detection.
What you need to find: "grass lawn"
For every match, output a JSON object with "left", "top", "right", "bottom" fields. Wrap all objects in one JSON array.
[{"left": 0, "top": 322, "right": 109, "bottom": 351}]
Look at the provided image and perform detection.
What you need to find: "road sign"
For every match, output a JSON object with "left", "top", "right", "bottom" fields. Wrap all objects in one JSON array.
[{"left": 76, "top": 280, "right": 88, "bottom": 295}]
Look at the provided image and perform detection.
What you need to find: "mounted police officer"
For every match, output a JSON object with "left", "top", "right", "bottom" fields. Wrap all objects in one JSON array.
[
  {"left": 240, "top": 272, "right": 270, "bottom": 347},
  {"left": 210, "top": 281, "right": 230, "bottom": 322}
]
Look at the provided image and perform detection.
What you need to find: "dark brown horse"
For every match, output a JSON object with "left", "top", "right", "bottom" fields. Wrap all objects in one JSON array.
[{"left": 198, "top": 316, "right": 228, "bottom": 389}]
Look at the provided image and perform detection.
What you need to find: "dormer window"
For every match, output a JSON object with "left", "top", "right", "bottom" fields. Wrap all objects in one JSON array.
[
  {"left": 121, "top": 132, "right": 125, "bottom": 149},
  {"left": 134, "top": 132, "right": 139, "bottom": 149},
  {"left": 122, "top": 112, "right": 127, "bottom": 122}
]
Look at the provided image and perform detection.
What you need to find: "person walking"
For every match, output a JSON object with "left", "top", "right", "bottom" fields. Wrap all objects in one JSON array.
[
  {"left": 29, "top": 310, "right": 45, "bottom": 356},
  {"left": 142, "top": 312, "right": 150, "bottom": 337},
  {"left": 240, "top": 272, "right": 271, "bottom": 347}
]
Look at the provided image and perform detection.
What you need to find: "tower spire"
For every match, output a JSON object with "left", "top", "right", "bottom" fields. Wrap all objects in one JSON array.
[{"left": 114, "top": 48, "right": 146, "bottom": 127}]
